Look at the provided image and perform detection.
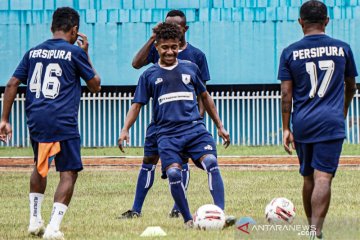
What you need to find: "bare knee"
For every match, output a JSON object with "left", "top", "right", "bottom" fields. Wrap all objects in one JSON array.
[
  {"left": 143, "top": 155, "right": 159, "bottom": 165},
  {"left": 60, "top": 171, "right": 78, "bottom": 185}
]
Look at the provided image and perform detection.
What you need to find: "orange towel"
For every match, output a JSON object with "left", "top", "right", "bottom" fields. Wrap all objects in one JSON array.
[{"left": 37, "top": 142, "right": 61, "bottom": 177}]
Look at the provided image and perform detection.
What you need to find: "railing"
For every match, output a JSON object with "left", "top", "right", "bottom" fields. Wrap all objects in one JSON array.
[{"left": 1, "top": 91, "right": 359, "bottom": 147}]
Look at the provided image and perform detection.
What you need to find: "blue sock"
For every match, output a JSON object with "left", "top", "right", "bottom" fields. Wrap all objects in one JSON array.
[
  {"left": 172, "top": 163, "right": 190, "bottom": 211},
  {"left": 201, "top": 155, "right": 225, "bottom": 210},
  {"left": 132, "top": 163, "right": 156, "bottom": 213},
  {"left": 167, "top": 167, "right": 192, "bottom": 222}
]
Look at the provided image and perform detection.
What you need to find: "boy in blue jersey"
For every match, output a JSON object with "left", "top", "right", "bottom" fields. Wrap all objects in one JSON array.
[
  {"left": 0, "top": 7, "right": 101, "bottom": 240},
  {"left": 118, "top": 23, "right": 230, "bottom": 227},
  {"left": 279, "top": 1, "right": 357, "bottom": 239},
  {"left": 122, "top": 10, "right": 211, "bottom": 219}
]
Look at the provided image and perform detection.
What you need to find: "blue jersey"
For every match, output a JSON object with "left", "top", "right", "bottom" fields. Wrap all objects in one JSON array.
[
  {"left": 278, "top": 34, "right": 358, "bottom": 143},
  {"left": 13, "top": 38, "right": 95, "bottom": 142},
  {"left": 147, "top": 43, "right": 210, "bottom": 82},
  {"left": 133, "top": 59, "right": 206, "bottom": 139}
]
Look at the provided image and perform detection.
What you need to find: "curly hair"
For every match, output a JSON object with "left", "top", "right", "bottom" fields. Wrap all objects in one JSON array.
[
  {"left": 154, "top": 23, "right": 182, "bottom": 43},
  {"left": 300, "top": 0, "right": 327, "bottom": 24},
  {"left": 51, "top": 7, "right": 80, "bottom": 33}
]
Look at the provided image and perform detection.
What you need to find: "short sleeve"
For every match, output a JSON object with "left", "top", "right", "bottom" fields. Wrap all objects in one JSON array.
[
  {"left": 74, "top": 49, "right": 96, "bottom": 81},
  {"left": 133, "top": 73, "right": 151, "bottom": 105},
  {"left": 345, "top": 47, "right": 358, "bottom": 78},
  {"left": 13, "top": 51, "right": 30, "bottom": 85},
  {"left": 192, "top": 67, "right": 207, "bottom": 95},
  {"left": 278, "top": 49, "right": 293, "bottom": 81},
  {"left": 197, "top": 53, "right": 211, "bottom": 82},
  {"left": 146, "top": 45, "right": 159, "bottom": 64}
]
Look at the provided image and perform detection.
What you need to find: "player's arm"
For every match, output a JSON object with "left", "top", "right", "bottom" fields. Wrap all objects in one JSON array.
[
  {"left": 200, "top": 91, "right": 230, "bottom": 148},
  {"left": 344, "top": 77, "right": 357, "bottom": 118},
  {"left": 132, "top": 23, "right": 162, "bottom": 69},
  {"left": 77, "top": 32, "right": 101, "bottom": 93},
  {"left": 197, "top": 82, "right": 206, "bottom": 117},
  {"left": 0, "top": 77, "right": 22, "bottom": 143},
  {"left": 118, "top": 103, "right": 143, "bottom": 152},
  {"left": 281, "top": 80, "right": 295, "bottom": 155}
]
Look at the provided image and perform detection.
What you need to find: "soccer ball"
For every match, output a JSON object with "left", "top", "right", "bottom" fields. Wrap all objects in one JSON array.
[
  {"left": 265, "top": 197, "right": 296, "bottom": 224},
  {"left": 193, "top": 204, "right": 225, "bottom": 230}
]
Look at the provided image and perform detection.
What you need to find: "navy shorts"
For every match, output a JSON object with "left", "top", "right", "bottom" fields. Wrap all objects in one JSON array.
[
  {"left": 31, "top": 138, "right": 83, "bottom": 172},
  {"left": 295, "top": 138, "right": 344, "bottom": 176},
  {"left": 158, "top": 125, "right": 217, "bottom": 171},
  {"left": 144, "top": 123, "right": 190, "bottom": 164}
]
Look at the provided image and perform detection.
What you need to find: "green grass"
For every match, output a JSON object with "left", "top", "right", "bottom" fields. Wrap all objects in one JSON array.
[
  {"left": 0, "top": 169, "right": 359, "bottom": 239},
  {"left": 1, "top": 143, "right": 360, "bottom": 157}
]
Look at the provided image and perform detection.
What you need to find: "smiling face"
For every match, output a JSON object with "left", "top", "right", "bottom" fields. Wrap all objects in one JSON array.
[{"left": 155, "top": 38, "right": 180, "bottom": 67}]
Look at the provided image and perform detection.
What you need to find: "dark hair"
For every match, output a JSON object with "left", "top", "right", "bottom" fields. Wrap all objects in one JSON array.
[
  {"left": 166, "top": 9, "right": 187, "bottom": 23},
  {"left": 300, "top": 0, "right": 327, "bottom": 24},
  {"left": 154, "top": 23, "right": 182, "bottom": 42},
  {"left": 51, "top": 7, "right": 80, "bottom": 33}
]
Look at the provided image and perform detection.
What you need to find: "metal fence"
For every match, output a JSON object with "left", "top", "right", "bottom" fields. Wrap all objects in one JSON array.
[{"left": 1, "top": 91, "right": 360, "bottom": 147}]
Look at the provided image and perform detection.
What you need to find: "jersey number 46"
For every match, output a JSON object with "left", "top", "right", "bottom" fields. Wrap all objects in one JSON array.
[{"left": 29, "top": 62, "right": 62, "bottom": 99}]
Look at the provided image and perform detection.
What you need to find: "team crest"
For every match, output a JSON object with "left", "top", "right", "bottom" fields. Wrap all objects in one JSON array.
[
  {"left": 182, "top": 74, "right": 191, "bottom": 84},
  {"left": 155, "top": 78, "right": 163, "bottom": 85}
]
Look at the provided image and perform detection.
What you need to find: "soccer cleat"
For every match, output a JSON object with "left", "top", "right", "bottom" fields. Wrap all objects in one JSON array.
[
  {"left": 184, "top": 220, "right": 194, "bottom": 229},
  {"left": 28, "top": 219, "right": 45, "bottom": 236},
  {"left": 118, "top": 209, "right": 141, "bottom": 219},
  {"left": 169, "top": 209, "right": 181, "bottom": 218},
  {"left": 223, "top": 215, "right": 237, "bottom": 229},
  {"left": 43, "top": 225, "right": 64, "bottom": 240}
]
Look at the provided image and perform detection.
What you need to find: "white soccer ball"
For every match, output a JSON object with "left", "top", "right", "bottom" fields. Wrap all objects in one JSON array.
[
  {"left": 193, "top": 204, "right": 225, "bottom": 230},
  {"left": 265, "top": 197, "right": 296, "bottom": 224}
]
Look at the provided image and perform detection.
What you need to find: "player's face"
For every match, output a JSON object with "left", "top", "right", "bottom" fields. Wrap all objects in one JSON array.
[
  {"left": 165, "top": 16, "right": 188, "bottom": 38},
  {"left": 156, "top": 38, "right": 180, "bottom": 66}
]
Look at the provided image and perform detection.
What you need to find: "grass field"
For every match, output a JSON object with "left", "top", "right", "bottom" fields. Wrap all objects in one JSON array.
[
  {"left": 1, "top": 143, "right": 360, "bottom": 156},
  {"left": 0, "top": 168, "right": 359, "bottom": 240}
]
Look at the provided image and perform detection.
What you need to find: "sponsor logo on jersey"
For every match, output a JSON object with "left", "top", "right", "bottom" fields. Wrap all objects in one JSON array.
[
  {"left": 182, "top": 74, "right": 191, "bottom": 84},
  {"left": 204, "top": 145, "right": 213, "bottom": 150},
  {"left": 158, "top": 92, "right": 194, "bottom": 105},
  {"left": 155, "top": 78, "right": 163, "bottom": 85}
]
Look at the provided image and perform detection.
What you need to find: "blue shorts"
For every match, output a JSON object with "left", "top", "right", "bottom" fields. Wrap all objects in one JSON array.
[
  {"left": 158, "top": 125, "right": 217, "bottom": 171},
  {"left": 144, "top": 123, "right": 190, "bottom": 164},
  {"left": 31, "top": 138, "right": 83, "bottom": 172},
  {"left": 295, "top": 139, "right": 344, "bottom": 176}
]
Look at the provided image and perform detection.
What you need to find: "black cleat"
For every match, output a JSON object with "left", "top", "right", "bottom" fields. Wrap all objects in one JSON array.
[
  {"left": 169, "top": 209, "right": 181, "bottom": 218},
  {"left": 223, "top": 215, "right": 237, "bottom": 228},
  {"left": 118, "top": 209, "right": 141, "bottom": 219}
]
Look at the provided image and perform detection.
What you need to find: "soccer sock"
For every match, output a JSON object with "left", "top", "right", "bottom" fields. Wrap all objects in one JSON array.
[
  {"left": 172, "top": 163, "right": 190, "bottom": 211},
  {"left": 29, "top": 193, "right": 44, "bottom": 223},
  {"left": 201, "top": 155, "right": 225, "bottom": 210},
  {"left": 48, "top": 202, "right": 68, "bottom": 231},
  {"left": 167, "top": 167, "right": 192, "bottom": 222},
  {"left": 132, "top": 163, "right": 156, "bottom": 213}
]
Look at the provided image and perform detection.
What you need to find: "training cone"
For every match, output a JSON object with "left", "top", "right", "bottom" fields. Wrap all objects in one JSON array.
[{"left": 140, "top": 226, "right": 167, "bottom": 237}]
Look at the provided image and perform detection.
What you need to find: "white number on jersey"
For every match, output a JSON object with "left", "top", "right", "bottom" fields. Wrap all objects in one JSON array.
[
  {"left": 29, "top": 63, "right": 62, "bottom": 99},
  {"left": 306, "top": 60, "right": 335, "bottom": 98}
]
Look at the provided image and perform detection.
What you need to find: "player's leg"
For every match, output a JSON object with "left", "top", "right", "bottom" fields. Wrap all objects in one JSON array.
[
  {"left": 158, "top": 136, "right": 193, "bottom": 225},
  {"left": 28, "top": 140, "right": 46, "bottom": 236},
  {"left": 170, "top": 155, "right": 190, "bottom": 218},
  {"left": 310, "top": 139, "right": 343, "bottom": 238},
  {"left": 295, "top": 141, "right": 315, "bottom": 226},
  {"left": 43, "top": 138, "right": 83, "bottom": 240},
  {"left": 120, "top": 124, "right": 159, "bottom": 218}
]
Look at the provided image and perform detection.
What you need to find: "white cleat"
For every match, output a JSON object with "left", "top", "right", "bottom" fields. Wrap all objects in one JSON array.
[
  {"left": 43, "top": 225, "right": 65, "bottom": 240},
  {"left": 28, "top": 219, "right": 45, "bottom": 236}
]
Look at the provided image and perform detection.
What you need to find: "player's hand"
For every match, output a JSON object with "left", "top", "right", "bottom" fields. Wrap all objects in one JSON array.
[
  {"left": 151, "top": 22, "right": 163, "bottom": 38},
  {"left": 0, "top": 120, "right": 12, "bottom": 143},
  {"left": 283, "top": 129, "right": 295, "bottom": 155},
  {"left": 118, "top": 129, "right": 130, "bottom": 153},
  {"left": 218, "top": 127, "right": 230, "bottom": 149},
  {"left": 77, "top": 32, "right": 89, "bottom": 53}
]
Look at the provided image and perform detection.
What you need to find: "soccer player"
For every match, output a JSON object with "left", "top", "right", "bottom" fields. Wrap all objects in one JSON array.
[
  {"left": 121, "top": 9, "right": 211, "bottom": 219},
  {"left": 0, "top": 7, "right": 101, "bottom": 239},
  {"left": 279, "top": 1, "right": 357, "bottom": 239},
  {"left": 118, "top": 22, "right": 230, "bottom": 226}
]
